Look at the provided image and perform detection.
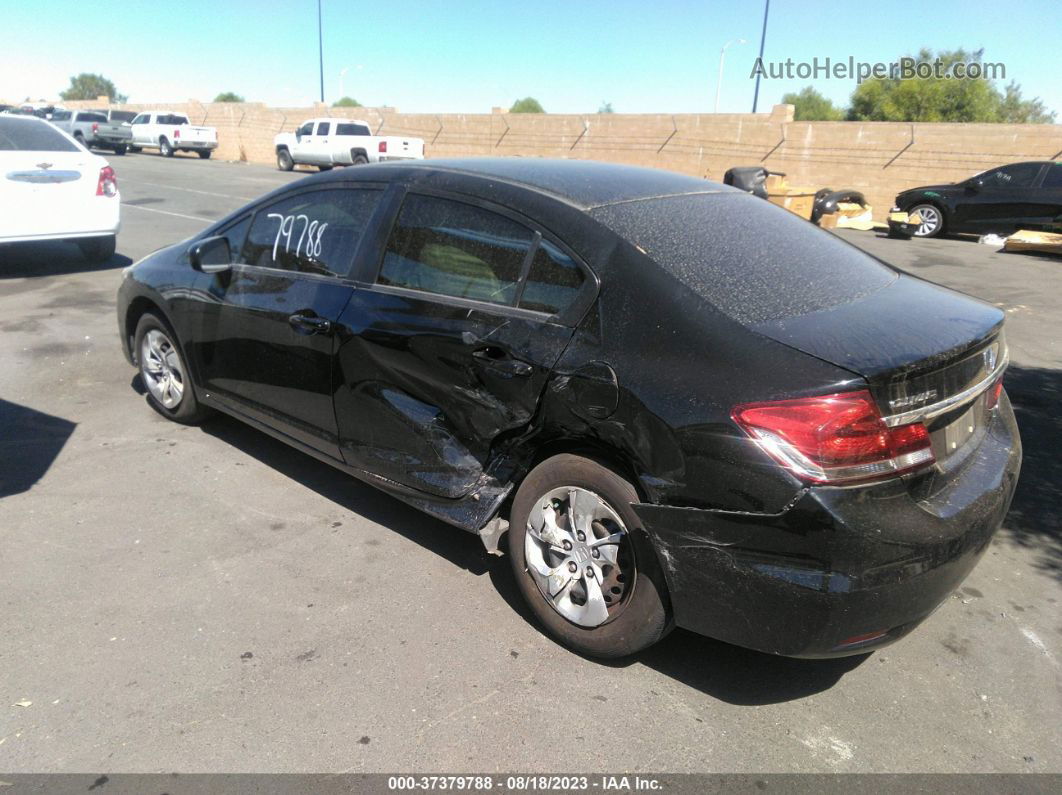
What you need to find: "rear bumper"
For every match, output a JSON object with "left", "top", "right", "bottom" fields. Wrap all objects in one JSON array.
[
  {"left": 177, "top": 141, "right": 217, "bottom": 150},
  {"left": 634, "top": 397, "right": 1021, "bottom": 657}
]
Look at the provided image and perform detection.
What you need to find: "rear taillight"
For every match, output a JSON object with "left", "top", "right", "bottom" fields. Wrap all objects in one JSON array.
[
  {"left": 732, "top": 390, "right": 935, "bottom": 485},
  {"left": 174, "top": 129, "right": 180, "bottom": 140},
  {"left": 986, "top": 378, "right": 1004, "bottom": 409},
  {"left": 92, "top": 122, "right": 99, "bottom": 134},
  {"left": 96, "top": 165, "right": 118, "bottom": 197},
  {"left": 378, "top": 140, "right": 387, "bottom": 153}
]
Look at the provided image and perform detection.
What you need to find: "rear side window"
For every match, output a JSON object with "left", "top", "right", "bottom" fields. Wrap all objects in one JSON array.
[
  {"left": 337, "top": 123, "right": 371, "bottom": 136},
  {"left": 519, "top": 239, "right": 585, "bottom": 315},
  {"left": 316, "top": 122, "right": 330, "bottom": 135},
  {"left": 1041, "top": 164, "right": 1062, "bottom": 189},
  {"left": 378, "top": 195, "right": 535, "bottom": 305},
  {"left": 240, "top": 189, "right": 380, "bottom": 277},
  {"left": 131, "top": 114, "right": 149, "bottom": 124},
  {"left": 590, "top": 192, "right": 895, "bottom": 325},
  {"left": 0, "top": 118, "right": 79, "bottom": 152}
]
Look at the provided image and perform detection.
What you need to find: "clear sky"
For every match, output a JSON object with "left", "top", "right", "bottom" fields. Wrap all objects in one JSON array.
[{"left": 2, "top": 0, "right": 1059, "bottom": 117}]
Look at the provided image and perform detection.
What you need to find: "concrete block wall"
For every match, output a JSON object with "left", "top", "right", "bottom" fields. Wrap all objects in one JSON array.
[{"left": 57, "top": 99, "right": 1061, "bottom": 218}]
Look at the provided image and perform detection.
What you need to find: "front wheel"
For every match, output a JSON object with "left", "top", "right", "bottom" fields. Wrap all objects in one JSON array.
[
  {"left": 134, "top": 313, "right": 211, "bottom": 424},
  {"left": 508, "top": 454, "right": 671, "bottom": 658},
  {"left": 909, "top": 203, "right": 945, "bottom": 238},
  {"left": 276, "top": 148, "right": 294, "bottom": 171},
  {"left": 159, "top": 137, "right": 174, "bottom": 157},
  {"left": 197, "top": 150, "right": 212, "bottom": 159},
  {"left": 318, "top": 164, "right": 333, "bottom": 172}
]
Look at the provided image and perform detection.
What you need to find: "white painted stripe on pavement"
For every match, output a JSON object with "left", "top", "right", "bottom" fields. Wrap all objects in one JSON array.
[{"left": 122, "top": 204, "right": 213, "bottom": 223}]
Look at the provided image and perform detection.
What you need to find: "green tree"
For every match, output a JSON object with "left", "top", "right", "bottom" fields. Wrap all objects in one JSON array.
[
  {"left": 598, "top": 101, "right": 614, "bottom": 114},
  {"left": 509, "top": 97, "right": 544, "bottom": 113},
  {"left": 781, "top": 86, "right": 843, "bottom": 121},
  {"left": 847, "top": 48, "right": 1055, "bottom": 123},
  {"left": 332, "top": 96, "right": 362, "bottom": 107},
  {"left": 213, "top": 91, "right": 245, "bottom": 103},
  {"left": 60, "top": 73, "right": 126, "bottom": 103}
]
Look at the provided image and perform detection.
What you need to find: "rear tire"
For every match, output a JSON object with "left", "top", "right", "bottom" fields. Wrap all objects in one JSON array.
[
  {"left": 508, "top": 454, "right": 671, "bottom": 658},
  {"left": 74, "top": 133, "right": 89, "bottom": 150},
  {"left": 76, "top": 235, "right": 116, "bottom": 262},
  {"left": 276, "top": 148, "right": 294, "bottom": 171},
  {"left": 197, "top": 150, "right": 212, "bottom": 159},
  {"left": 318, "top": 164, "right": 333, "bottom": 171},
  {"left": 134, "top": 313, "right": 211, "bottom": 424},
  {"left": 159, "top": 137, "right": 174, "bottom": 157},
  {"left": 113, "top": 145, "right": 127, "bottom": 155},
  {"left": 351, "top": 152, "right": 369, "bottom": 166}
]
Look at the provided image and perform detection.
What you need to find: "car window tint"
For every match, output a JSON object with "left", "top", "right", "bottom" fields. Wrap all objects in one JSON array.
[
  {"left": 378, "top": 195, "right": 534, "bottom": 305},
  {"left": 337, "top": 123, "right": 370, "bottom": 136},
  {"left": 316, "top": 122, "right": 330, "bottom": 135},
  {"left": 78, "top": 112, "right": 107, "bottom": 123},
  {"left": 519, "top": 239, "right": 585, "bottom": 315},
  {"left": 220, "top": 215, "right": 252, "bottom": 260},
  {"left": 984, "top": 163, "right": 1041, "bottom": 189},
  {"left": 298, "top": 122, "right": 314, "bottom": 136},
  {"left": 132, "top": 114, "right": 148, "bottom": 124},
  {"left": 591, "top": 192, "right": 895, "bottom": 326},
  {"left": 0, "top": 118, "right": 79, "bottom": 152},
  {"left": 240, "top": 189, "right": 379, "bottom": 277},
  {"left": 51, "top": 110, "right": 71, "bottom": 121},
  {"left": 1042, "top": 164, "right": 1062, "bottom": 189}
]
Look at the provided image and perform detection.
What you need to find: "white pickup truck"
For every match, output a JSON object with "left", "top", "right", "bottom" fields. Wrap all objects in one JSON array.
[
  {"left": 273, "top": 117, "right": 424, "bottom": 171},
  {"left": 128, "top": 111, "right": 218, "bottom": 158}
]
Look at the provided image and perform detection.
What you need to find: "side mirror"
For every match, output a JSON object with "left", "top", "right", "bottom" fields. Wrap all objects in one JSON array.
[
  {"left": 966, "top": 177, "right": 983, "bottom": 193},
  {"left": 189, "top": 236, "right": 232, "bottom": 274}
]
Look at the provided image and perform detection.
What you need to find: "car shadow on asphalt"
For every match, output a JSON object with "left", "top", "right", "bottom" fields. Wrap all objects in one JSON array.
[
  {"left": 0, "top": 398, "right": 77, "bottom": 499},
  {"left": 0, "top": 241, "right": 131, "bottom": 279},
  {"left": 1002, "top": 363, "right": 1062, "bottom": 584}
]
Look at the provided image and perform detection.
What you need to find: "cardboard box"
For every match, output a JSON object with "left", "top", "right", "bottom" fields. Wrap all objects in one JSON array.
[
  {"left": 1003, "top": 229, "right": 1062, "bottom": 256},
  {"left": 767, "top": 189, "right": 817, "bottom": 220}
]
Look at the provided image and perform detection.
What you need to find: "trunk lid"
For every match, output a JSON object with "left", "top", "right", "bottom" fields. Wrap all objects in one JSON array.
[{"left": 0, "top": 150, "right": 106, "bottom": 238}]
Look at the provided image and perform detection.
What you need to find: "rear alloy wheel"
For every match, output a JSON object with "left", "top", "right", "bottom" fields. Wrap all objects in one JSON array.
[
  {"left": 909, "top": 203, "right": 944, "bottom": 238},
  {"left": 159, "top": 137, "right": 174, "bottom": 157},
  {"left": 76, "top": 235, "right": 116, "bottom": 262},
  {"left": 509, "top": 454, "right": 671, "bottom": 658},
  {"left": 134, "top": 313, "right": 211, "bottom": 424},
  {"left": 277, "top": 148, "right": 294, "bottom": 171}
]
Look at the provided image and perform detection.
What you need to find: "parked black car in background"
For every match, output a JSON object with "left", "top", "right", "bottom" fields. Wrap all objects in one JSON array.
[
  {"left": 896, "top": 160, "right": 1062, "bottom": 238},
  {"left": 117, "top": 159, "right": 1021, "bottom": 659}
]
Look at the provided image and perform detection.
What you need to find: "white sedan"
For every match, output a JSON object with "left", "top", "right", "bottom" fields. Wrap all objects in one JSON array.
[{"left": 0, "top": 114, "right": 120, "bottom": 261}]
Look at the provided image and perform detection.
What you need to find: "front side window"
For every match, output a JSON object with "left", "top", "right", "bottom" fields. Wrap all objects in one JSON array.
[
  {"left": 240, "top": 189, "right": 380, "bottom": 277},
  {"left": 519, "top": 239, "right": 585, "bottom": 315},
  {"left": 378, "top": 195, "right": 535, "bottom": 305},
  {"left": 982, "top": 163, "right": 1042, "bottom": 189},
  {"left": 50, "top": 110, "right": 71, "bottom": 122},
  {"left": 298, "top": 122, "right": 314, "bottom": 136}
]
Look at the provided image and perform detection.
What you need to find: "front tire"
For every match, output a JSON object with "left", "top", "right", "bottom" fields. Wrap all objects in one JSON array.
[
  {"left": 276, "top": 148, "right": 294, "bottom": 171},
  {"left": 76, "top": 235, "right": 116, "bottom": 262},
  {"left": 909, "top": 203, "right": 945, "bottom": 238},
  {"left": 197, "top": 150, "right": 212, "bottom": 159},
  {"left": 318, "top": 164, "right": 333, "bottom": 172},
  {"left": 159, "top": 137, "right": 174, "bottom": 157},
  {"left": 134, "top": 313, "right": 211, "bottom": 424},
  {"left": 508, "top": 454, "right": 671, "bottom": 658}
]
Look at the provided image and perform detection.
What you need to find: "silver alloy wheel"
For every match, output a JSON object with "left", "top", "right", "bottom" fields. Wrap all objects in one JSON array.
[
  {"left": 140, "top": 328, "right": 185, "bottom": 409},
  {"left": 910, "top": 204, "right": 942, "bottom": 237},
  {"left": 525, "top": 486, "right": 631, "bottom": 628}
]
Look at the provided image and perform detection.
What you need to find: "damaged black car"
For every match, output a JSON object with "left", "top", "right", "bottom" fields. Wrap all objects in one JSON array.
[{"left": 117, "top": 159, "right": 1021, "bottom": 659}]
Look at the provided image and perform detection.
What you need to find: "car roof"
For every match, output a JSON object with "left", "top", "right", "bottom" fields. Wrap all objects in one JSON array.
[{"left": 315, "top": 157, "right": 731, "bottom": 209}]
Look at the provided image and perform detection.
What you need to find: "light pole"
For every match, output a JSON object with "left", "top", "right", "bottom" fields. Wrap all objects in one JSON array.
[
  {"left": 317, "top": 0, "right": 324, "bottom": 103},
  {"left": 715, "top": 38, "right": 747, "bottom": 113},
  {"left": 751, "top": 0, "right": 770, "bottom": 112},
  {"left": 339, "top": 67, "right": 349, "bottom": 100}
]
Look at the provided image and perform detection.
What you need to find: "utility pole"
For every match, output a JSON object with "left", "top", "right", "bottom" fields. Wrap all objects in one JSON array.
[
  {"left": 751, "top": 0, "right": 770, "bottom": 112},
  {"left": 318, "top": 0, "right": 325, "bottom": 103}
]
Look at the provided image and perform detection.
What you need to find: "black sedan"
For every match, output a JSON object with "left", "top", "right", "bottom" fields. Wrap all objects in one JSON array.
[
  {"left": 895, "top": 160, "right": 1062, "bottom": 238},
  {"left": 117, "top": 159, "right": 1020, "bottom": 659}
]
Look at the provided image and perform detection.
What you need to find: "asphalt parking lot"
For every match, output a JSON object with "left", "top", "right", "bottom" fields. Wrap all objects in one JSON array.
[{"left": 2, "top": 153, "right": 1060, "bottom": 773}]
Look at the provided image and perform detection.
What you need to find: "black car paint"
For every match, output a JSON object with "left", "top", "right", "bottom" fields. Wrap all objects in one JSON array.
[
  {"left": 118, "top": 158, "right": 1020, "bottom": 658},
  {"left": 895, "top": 161, "right": 1062, "bottom": 235}
]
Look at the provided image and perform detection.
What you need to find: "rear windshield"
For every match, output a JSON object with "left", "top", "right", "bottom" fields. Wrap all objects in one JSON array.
[
  {"left": 590, "top": 192, "right": 896, "bottom": 325},
  {"left": 77, "top": 112, "right": 107, "bottom": 122},
  {"left": 109, "top": 111, "right": 136, "bottom": 122},
  {"left": 158, "top": 114, "right": 190, "bottom": 125},
  {"left": 0, "top": 117, "right": 79, "bottom": 152}
]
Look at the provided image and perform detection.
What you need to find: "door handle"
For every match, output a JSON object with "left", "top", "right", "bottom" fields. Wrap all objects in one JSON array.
[
  {"left": 288, "top": 313, "right": 332, "bottom": 335},
  {"left": 472, "top": 346, "right": 533, "bottom": 377}
]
